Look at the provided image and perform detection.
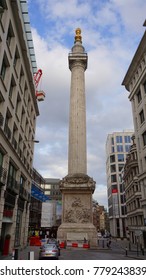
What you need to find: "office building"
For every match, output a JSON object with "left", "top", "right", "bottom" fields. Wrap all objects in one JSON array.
[
  {"left": 122, "top": 22, "right": 146, "bottom": 247},
  {"left": 0, "top": 0, "right": 39, "bottom": 255},
  {"left": 123, "top": 135, "right": 144, "bottom": 245},
  {"left": 106, "top": 131, "right": 133, "bottom": 237}
]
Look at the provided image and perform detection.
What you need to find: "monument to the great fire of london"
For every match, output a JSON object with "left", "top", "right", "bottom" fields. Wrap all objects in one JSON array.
[{"left": 57, "top": 28, "right": 97, "bottom": 247}]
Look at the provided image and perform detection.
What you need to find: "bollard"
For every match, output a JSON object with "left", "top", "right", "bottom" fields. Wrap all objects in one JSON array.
[
  {"left": 28, "top": 251, "right": 34, "bottom": 260},
  {"left": 14, "top": 248, "right": 19, "bottom": 260},
  {"left": 141, "top": 247, "right": 144, "bottom": 256},
  {"left": 125, "top": 246, "right": 128, "bottom": 256},
  {"left": 12, "top": 249, "right": 15, "bottom": 260}
]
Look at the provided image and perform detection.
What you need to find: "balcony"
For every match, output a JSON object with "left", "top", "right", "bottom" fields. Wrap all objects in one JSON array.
[
  {"left": 0, "top": 166, "right": 7, "bottom": 187},
  {"left": 7, "top": 176, "right": 19, "bottom": 194}
]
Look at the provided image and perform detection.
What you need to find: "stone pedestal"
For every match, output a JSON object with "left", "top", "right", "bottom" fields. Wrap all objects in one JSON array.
[{"left": 57, "top": 174, "right": 97, "bottom": 247}]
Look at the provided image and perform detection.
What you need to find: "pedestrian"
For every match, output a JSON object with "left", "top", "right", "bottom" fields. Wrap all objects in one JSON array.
[{"left": 107, "top": 240, "right": 109, "bottom": 248}]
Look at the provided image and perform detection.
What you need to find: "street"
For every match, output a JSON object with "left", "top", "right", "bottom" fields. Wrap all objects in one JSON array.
[
  {"left": 59, "top": 248, "right": 131, "bottom": 260},
  {"left": 1, "top": 238, "right": 145, "bottom": 260},
  {"left": 15, "top": 238, "right": 145, "bottom": 260}
]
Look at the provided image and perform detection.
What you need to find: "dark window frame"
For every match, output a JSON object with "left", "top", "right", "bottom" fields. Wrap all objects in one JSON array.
[
  {"left": 137, "top": 90, "right": 142, "bottom": 103},
  {"left": 139, "top": 109, "right": 145, "bottom": 124},
  {"left": 142, "top": 131, "right": 146, "bottom": 146}
]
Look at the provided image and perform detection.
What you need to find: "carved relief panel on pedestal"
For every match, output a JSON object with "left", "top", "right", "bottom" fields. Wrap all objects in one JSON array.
[{"left": 64, "top": 196, "right": 91, "bottom": 223}]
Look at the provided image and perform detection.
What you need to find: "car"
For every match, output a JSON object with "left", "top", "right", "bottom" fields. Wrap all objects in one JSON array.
[
  {"left": 39, "top": 243, "right": 59, "bottom": 260},
  {"left": 47, "top": 239, "right": 60, "bottom": 256}
]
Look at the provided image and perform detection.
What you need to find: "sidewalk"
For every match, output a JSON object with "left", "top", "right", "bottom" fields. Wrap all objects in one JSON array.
[
  {"left": 0, "top": 246, "right": 40, "bottom": 260},
  {"left": 111, "top": 238, "right": 146, "bottom": 260}
]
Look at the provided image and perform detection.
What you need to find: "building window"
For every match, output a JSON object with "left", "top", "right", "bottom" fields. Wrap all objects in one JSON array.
[
  {"left": 7, "top": 162, "right": 17, "bottom": 187},
  {"left": 117, "top": 154, "right": 124, "bottom": 162},
  {"left": 110, "top": 164, "right": 116, "bottom": 173},
  {"left": 139, "top": 109, "right": 145, "bottom": 124},
  {"left": 13, "top": 46, "right": 20, "bottom": 67},
  {"left": 0, "top": 53, "right": 9, "bottom": 80},
  {"left": 20, "top": 175, "right": 25, "bottom": 188},
  {"left": 15, "top": 209, "right": 22, "bottom": 247},
  {"left": 124, "top": 135, "right": 131, "bottom": 143},
  {"left": 116, "top": 136, "right": 122, "bottom": 143},
  {"left": 4, "top": 109, "right": 12, "bottom": 139},
  {"left": 111, "top": 174, "right": 117, "bottom": 183},
  {"left": 121, "top": 205, "right": 127, "bottom": 215},
  {"left": 19, "top": 66, "right": 24, "bottom": 90},
  {"left": 0, "top": 150, "right": 4, "bottom": 167},
  {"left": 111, "top": 137, "right": 114, "bottom": 145},
  {"left": 6, "top": 21, "right": 14, "bottom": 46},
  {"left": 137, "top": 90, "right": 142, "bottom": 103},
  {"left": 111, "top": 146, "right": 114, "bottom": 153},
  {"left": 120, "top": 184, "right": 124, "bottom": 193},
  {"left": 125, "top": 145, "right": 131, "bottom": 152},
  {"left": 117, "top": 145, "right": 123, "bottom": 152},
  {"left": 45, "top": 191, "right": 50, "bottom": 195},
  {"left": 16, "top": 93, "right": 21, "bottom": 119},
  {"left": 142, "top": 131, "right": 146, "bottom": 146},
  {"left": 118, "top": 164, "right": 124, "bottom": 172},
  {"left": 9, "top": 75, "right": 16, "bottom": 98},
  {"left": 120, "top": 194, "right": 126, "bottom": 204},
  {"left": 110, "top": 155, "right": 115, "bottom": 163},
  {"left": 143, "top": 80, "right": 146, "bottom": 93}
]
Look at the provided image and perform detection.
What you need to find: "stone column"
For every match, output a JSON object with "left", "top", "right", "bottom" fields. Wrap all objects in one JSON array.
[
  {"left": 57, "top": 29, "right": 97, "bottom": 247},
  {"left": 68, "top": 37, "right": 87, "bottom": 174}
]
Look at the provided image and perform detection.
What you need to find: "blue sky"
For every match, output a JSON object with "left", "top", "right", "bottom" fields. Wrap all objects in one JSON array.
[{"left": 27, "top": 0, "right": 146, "bottom": 208}]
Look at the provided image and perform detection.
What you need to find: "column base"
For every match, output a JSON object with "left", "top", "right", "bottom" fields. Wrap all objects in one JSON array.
[
  {"left": 57, "top": 222, "right": 97, "bottom": 247},
  {"left": 57, "top": 173, "right": 97, "bottom": 248}
]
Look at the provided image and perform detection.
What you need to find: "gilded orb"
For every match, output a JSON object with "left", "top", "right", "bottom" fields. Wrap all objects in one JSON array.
[{"left": 75, "top": 28, "right": 82, "bottom": 43}]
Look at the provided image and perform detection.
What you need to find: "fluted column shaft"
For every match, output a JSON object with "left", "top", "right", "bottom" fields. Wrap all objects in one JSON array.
[{"left": 68, "top": 46, "right": 87, "bottom": 175}]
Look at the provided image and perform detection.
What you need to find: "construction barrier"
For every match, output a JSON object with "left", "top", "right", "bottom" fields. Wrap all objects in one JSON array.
[
  {"left": 29, "top": 236, "right": 41, "bottom": 246},
  {"left": 83, "top": 243, "right": 90, "bottom": 248},
  {"left": 72, "top": 242, "right": 78, "bottom": 248},
  {"left": 59, "top": 241, "right": 66, "bottom": 248},
  {"left": 66, "top": 241, "right": 90, "bottom": 248}
]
